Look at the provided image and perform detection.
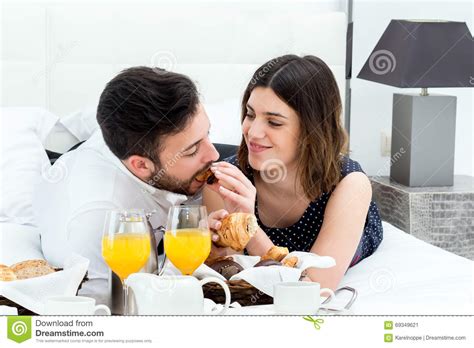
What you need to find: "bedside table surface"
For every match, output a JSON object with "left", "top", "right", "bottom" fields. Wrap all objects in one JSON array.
[
  {"left": 369, "top": 175, "right": 474, "bottom": 194},
  {"left": 370, "top": 175, "right": 473, "bottom": 260}
]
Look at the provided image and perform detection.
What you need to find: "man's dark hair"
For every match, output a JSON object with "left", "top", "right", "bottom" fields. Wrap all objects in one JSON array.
[{"left": 97, "top": 66, "right": 199, "bottom": 160}]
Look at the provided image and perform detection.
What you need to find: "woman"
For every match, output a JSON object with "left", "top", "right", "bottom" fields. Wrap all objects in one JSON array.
[{"left": 204, "top": 54, "right": 383, "bottom": 290}]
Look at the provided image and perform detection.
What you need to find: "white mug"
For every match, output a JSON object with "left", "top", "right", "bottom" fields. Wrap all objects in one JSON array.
[
  {"left": 44, "top": 296, "right": 111, "bottom": 315},
  {"left": 126, "top": 273, "right": 230, "bottom": 315},
  {"left": 273, "top": 282, "right": 336, "bottom": 315}
]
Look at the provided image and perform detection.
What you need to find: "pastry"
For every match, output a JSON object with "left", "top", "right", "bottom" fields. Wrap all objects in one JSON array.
[
  {"left": 254, "top": 259, "right": 282, "bottom": 267},
  {"left": 205, "top": 255, "right": 230, "bottom": 266},
  {"left": 11, "top": 259, "right": 55, "bottom": 280},
  {"left": 215, "top": 213, "right": 258, "bottom": 251},
  {"left": 281, "top": 256, "right": 298, "bottom": 268},
  {"left": 209, "top": 258, "right": 244, "bottom": 280},
  {"left": 0, "top": 264, "right": 17, "bottom": 281},
  {"left": 261, "top": 246, "right": 289, "bottom": 262},
  {"left": 195, "top": 168, "right": 216, "bottom": 184}
]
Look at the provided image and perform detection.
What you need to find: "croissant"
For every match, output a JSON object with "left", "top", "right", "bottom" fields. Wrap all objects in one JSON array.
[
  {"left": 261, "top": 246, "right": 289, "bottom": 262},
  {"left": 281, "top": 256, "right": 298, "bottom": 268},
  {"left": 215, "top": 213, "right": 258, "bottom": 251}
]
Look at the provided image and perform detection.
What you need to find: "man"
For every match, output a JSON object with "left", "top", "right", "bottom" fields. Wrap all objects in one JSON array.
[{"left": 33, "top": 67, "right": 220, "bottom": 299}]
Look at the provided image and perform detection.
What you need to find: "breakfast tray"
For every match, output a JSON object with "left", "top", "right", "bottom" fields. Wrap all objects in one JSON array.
[{"left": 203, "top": 281, "right": 359, "bottom": 310}]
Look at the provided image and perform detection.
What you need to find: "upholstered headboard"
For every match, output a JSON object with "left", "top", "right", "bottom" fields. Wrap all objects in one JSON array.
[{"left": 2, "top": 0, "right": 347, "bottom": 147}]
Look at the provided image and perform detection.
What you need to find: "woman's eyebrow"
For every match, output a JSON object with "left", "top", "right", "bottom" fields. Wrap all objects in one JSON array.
[
  {"left": 246, "top": 104, "right": 287, "bottom": 119},
  {"left": 264, "top": 111, "right": 287, "bottom": 119}
]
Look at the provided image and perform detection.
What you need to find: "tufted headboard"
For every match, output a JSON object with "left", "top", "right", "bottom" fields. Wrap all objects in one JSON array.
[{"left": 2, "top": 0, "right": 348, "bottom": 146}]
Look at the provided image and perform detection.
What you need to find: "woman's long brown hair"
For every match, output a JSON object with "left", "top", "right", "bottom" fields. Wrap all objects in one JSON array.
[{"left": 237, "top": 55, "right": 348, "bottom": 200}]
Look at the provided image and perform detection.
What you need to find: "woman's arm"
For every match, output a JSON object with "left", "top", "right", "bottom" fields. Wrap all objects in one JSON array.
[
  {"left": 203, "top": 186, "right": 227, "bottom": 214},
  {"left": 306, "top": 172, "right": 372, "bottom": 290}
]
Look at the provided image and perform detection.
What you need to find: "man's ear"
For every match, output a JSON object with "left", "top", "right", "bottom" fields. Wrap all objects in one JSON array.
[{"left": 122, "top": 155, "right": 155, "bottom": 182}]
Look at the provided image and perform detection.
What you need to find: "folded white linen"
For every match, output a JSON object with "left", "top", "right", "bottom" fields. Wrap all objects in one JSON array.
[
  {"left": 0, "top": 254, "right": 89, "bottom": 314},
  {"left": 163, "top": 251, "right": 336, "bottom": 297}
]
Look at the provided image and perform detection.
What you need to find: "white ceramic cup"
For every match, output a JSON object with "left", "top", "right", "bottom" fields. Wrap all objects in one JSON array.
[
  {"left": 44, "top": 296, "right": 111, "bottom": 315},
  {"left": 274, "top": 282, "right": 336, "bottom": 314}
]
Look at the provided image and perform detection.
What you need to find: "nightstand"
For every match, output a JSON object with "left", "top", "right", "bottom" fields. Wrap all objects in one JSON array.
[{"left": 370, "top": 175, "right": 474, "bottom": 260}]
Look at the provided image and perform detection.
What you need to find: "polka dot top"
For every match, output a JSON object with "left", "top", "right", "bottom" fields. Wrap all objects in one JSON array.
[{"left": 224, "top": 155, "right": 384, "bottom": 267}]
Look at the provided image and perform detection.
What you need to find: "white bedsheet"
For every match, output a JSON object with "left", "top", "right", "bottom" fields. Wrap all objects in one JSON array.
[
  {"left": 226, "top": 222, "right": 473, "bottom": 315},
  {"left": 340, "top": 222, "right": 473, "bottom": 315}
]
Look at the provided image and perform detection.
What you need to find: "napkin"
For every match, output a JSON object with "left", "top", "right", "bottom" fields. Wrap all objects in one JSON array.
[
  {"left": 163, "top": 251, "right": 336, "bottom": 297},
  {"left": 0, "top": 305, "right": 18, "bottom": 315},
  {"left": 0, "top": 254, "right": 89, "bottom": 314}
]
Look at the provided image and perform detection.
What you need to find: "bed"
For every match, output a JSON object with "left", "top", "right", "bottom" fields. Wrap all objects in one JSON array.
[
  {"left": 1, "top": 0, "right": 472, "bottom": 315},
  {"left": 217, "top": 221, "right": 473, "bottom": 315},
  {"left": 2, "top": 111, "right": 471, "bottom": 315}
]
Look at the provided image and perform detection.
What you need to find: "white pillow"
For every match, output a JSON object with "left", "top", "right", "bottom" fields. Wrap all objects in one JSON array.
[
  {"left": 59, "top": 104, "right": 99, "bottom": 142},
  {"left": 44, "top": 122, "right": 80, "bottom": 154},
  {"left": 0, "top": 107, "right": 58, "bottom": 226},
  {"left": 0, "top": 223, "right": 44, "bottom": 264},
  {"left": 44, "top": 104, "right": 99, "bottom": 154},
  {"left": 57, "top": 100, "right": 243, "bottom": 147}
]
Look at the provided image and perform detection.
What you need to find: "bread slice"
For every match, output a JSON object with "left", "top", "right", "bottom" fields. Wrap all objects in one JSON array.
[
  {"left": 10, "top": 259, "right": 55, "bottom": 280},
  {"left": 0, "top": 264, "right": 17, "bottom": 281}
]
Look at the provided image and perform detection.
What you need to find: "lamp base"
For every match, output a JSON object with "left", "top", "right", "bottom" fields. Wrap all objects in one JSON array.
[{"left": 390, "top": 93, "right": 456, "bottom": 187}]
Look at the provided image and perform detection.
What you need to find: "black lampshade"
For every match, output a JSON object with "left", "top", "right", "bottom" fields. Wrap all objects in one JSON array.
[{"left": 357, "top": 20, "right": 473, "bottom": 88}]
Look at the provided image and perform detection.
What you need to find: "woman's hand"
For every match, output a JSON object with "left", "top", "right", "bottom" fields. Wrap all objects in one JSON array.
[
  {"left": 207, "top": 162, "right": 256, "bottom": 214},
  {"left": 207, "top": 209, "right": 235, "bottom": 260}
]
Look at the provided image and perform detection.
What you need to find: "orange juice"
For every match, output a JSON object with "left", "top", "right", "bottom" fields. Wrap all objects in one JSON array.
[
  {"left": 164, "top": 228, "right": 211, "bottom": 275},
  {"left": 102, "top": 233, "right": 151, "bottom": 281}
]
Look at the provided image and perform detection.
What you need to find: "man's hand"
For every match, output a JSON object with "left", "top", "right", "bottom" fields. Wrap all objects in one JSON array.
[
  {"left": 207, "top": 209, "right": 235, "bottom": 261},
  {"left": 208, "top": 208, "right": 228, "bottom": 239}
]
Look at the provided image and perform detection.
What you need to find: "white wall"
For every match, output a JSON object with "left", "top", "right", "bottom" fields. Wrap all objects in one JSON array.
[
  {"left": 1, "top": 0, "right": 348, "bottom": 150},
  {"left": 0, "top": 0, "right": 346, "bottom": 116},
  {"left": 350, "top": 0, "right": 473, "bottom": 176},
  {"left": 2, "top": 0, "right": 472, "bottom": 176}
]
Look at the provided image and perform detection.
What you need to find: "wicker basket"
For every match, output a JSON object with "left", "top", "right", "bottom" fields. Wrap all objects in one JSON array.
[
  {"left": 202, "top": 279, "right": 272, "bottom": 306},
  {"left": 0, "top": 269, "right": 88, "bottom": 315}
]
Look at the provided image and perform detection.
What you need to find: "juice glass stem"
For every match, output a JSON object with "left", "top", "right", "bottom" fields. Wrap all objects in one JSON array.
[{"left": 122, "top": 280, "right": 129, "bottom": 315}]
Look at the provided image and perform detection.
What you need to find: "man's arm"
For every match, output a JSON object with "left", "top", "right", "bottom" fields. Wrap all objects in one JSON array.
[{"left": 66, "top": 204, "right": 118, "bottom": 281}]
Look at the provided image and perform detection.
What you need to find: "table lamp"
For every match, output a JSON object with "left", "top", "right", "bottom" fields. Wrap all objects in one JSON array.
[{"left": 358, "top": 20, "right": 473, "bottom": 186}]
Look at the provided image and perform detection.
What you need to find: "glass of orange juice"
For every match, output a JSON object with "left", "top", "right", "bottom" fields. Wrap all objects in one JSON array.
[
  {"left": 102, "top": 209, "right": 151, "bottom": 315},
  {"left": 164, "top": 205, "right": 211, "bottom": 275}
]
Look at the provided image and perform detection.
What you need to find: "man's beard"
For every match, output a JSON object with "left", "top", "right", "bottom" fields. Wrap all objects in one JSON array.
[{"left": 147, "top": 160, "right": 212, "bottom": 196}]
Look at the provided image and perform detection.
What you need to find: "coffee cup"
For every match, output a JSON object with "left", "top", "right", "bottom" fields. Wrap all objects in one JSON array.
[
  {"left": 44, "top": 296, "right": 111, "bottom": 315},
  {"left": 274, "top": 282, "right": 335, "bottom": 314}
]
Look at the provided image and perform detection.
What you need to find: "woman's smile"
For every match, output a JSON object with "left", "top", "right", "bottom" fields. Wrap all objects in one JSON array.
[{"left": 248, "top": 141, "right": 272, "bottom": 153}]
